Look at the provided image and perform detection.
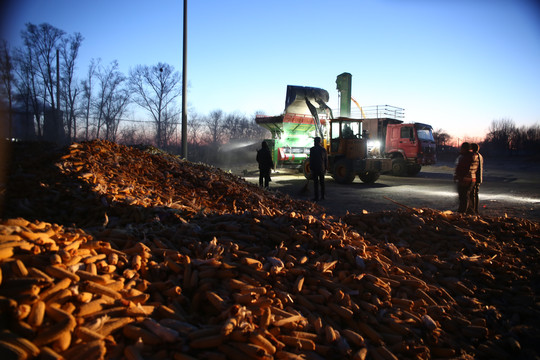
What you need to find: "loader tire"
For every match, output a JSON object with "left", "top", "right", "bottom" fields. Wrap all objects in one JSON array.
[
  {"left": 391, "top": 158, "right": 407, "bottom": 176},
  {"left": 407, "top": 164, "right": 422, "bottom": 176},
  {"left": 332, "top": 159, "right": 355, "bottom": 184},
  {"left": 359, "top": 171, "right": 380, "bottom": 184}
]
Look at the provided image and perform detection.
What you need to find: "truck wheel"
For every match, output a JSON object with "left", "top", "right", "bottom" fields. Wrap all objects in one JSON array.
[
  {"left": 302, "top": 159, "right": 312, "bottom": 179},
  {"left": 407, "top": 164, "right": 422, "bottom": 176},
  {"left": 332, "top": 159, "right": 355, "bottom": 184},
  {"left": 359, "top": 171, "right": 380, "bottom": 183},
  {"left": 392, "top": 158, "right": 407, "bottom": 176}
]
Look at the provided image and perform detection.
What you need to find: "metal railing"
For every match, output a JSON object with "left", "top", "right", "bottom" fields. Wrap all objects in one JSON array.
[{"left": 334, "top": 105, "right": 405, "bottom": 120}]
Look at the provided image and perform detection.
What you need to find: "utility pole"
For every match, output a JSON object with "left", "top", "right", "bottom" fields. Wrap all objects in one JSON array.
[{"left": 181, "top": 0, "right": 188, "bottom": 159}]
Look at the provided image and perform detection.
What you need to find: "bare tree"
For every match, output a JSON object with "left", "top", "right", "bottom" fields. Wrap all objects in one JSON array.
[
  {"left": 204, "top": 109, "right": 224, "bottom": 146},
  {"left": 80, "top": 58, "right": 99, "bottom": 140},
  {"left": 59, "top": 32, "right": 83, "bottom": 142},
  {"left": 222, "top": 112, "right": 245, "bottom": 141},
  {"left": 0, "top": 40, "right": 15, "bottom": 137},
  {"left": 248, "top": 112, "right": 270, "bottom": 140},
  {"left": 485, "top": 118, "right": 516, "bottom": 154},
  {"left": 162, "top": 107, "right": 179, "bottom": 148},
  {"left": 186, "top": 112, "right": 204, "bottom": 146},
  {"left": 129, "top": 63, "right": 181, "bottom": 148},
  {"left": 94, "top": 60, "right": 129, "bottom": 141},
  {"left": 433, "top": 128, "right": 450, "bottom": 146},
  {"left": 21, "top": 23, "right": 65, "bottom": 111},
  {"left": 117, "top": 122, "right": 151, "bottom": 145},
  {"left": 525, "top": 124, "right": 540, "bottom": 153},
  {"left": 220, "top": 112, "right": 268, "bottom": 143},
  {"left": 512, "top": 123, "right": 540, "bottom": 155},
  {"left": 12, "top": 23, "right": 83, "bottom": 142},
  {"left": 251, "top": 110, "right": 270, "bottom": 139},
  {"left": 14, "top": 39, "right": 44, "bottom": 136}
]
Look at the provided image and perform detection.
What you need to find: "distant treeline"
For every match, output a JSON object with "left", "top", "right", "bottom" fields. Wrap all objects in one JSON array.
[
  {"left": 480, "top": 119, "right": 540, "bottom": 157},
  {"left": 2, "top": 23, "right": 538, "bottom": 167},
  {"left": 434, "top": 118, "right": 539, "bottom": 161}
]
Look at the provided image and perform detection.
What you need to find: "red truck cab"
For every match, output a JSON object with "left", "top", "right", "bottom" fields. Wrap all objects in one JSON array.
[
  {"left": 385, "top": 122, "right": 436, "bottom": 175},
  {"left": 363, "top": 117, "right": 436, "bottom": 176}
]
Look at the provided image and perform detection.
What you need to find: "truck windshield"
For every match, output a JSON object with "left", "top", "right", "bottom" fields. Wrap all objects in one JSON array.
[{"left": 417, "top": 129, "right": 434, "bottom": 141}]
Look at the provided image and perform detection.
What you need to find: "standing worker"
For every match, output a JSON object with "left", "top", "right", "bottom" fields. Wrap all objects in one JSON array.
[
  {"left": 470, "top": 143, "right": 484, "bottom": 214},
  {"left": 454, "top": 142, "right": 479, "bottom": 213},
  {"left": 256, "top": 141, "right": 274, "bottom": 189},
  {"left": 309, "top": 136, "right": 328, "bottom": 201}
]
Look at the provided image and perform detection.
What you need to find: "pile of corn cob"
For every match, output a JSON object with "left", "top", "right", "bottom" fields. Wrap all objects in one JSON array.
[{"left": 0, "top": 140, "right": 538, "bottom": 359}]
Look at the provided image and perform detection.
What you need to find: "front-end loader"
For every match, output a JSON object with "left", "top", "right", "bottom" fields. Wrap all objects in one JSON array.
[{"left": 302, "top": 116, "right": 392, "bottom": 184}]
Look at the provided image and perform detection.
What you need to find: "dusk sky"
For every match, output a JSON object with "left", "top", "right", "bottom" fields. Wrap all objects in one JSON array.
[{"left": 2, "top": 0, "right": 539, "bottom": 140}]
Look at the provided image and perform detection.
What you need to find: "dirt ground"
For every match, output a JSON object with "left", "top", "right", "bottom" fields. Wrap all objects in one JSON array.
[{"left": 230, "top": 158, "right": 540, "bottom": 222}]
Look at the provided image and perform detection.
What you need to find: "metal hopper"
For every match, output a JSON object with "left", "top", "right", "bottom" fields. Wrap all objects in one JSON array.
[{"left": 255, "top": 85, "right": 332, "bottom": 167}]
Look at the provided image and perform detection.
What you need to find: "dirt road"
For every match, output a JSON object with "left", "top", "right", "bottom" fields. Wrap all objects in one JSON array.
[{"left": 241, "top": 160, "right": 540, "bottom": 221}]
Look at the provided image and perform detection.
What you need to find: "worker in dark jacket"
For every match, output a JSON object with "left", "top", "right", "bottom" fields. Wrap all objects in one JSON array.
[
  {"left": 256, "top": 141, "right": 274, "bottom": 188},
  {"left": 309, "top": 136, "right": 328, "bottom": 201},
  {"left": 469, "top": 143, "right": 484, "bottom": 214},
  {"left": 454, "top": 142, "right": 479, "bottom": 213}
]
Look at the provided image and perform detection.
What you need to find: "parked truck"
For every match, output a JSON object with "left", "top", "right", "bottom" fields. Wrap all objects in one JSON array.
[
  {"left": 341, "top": 72, "right": 437, "bottom": 177},
  {"left": 362, "top": 115, "right": 437, "bottom": 176}
]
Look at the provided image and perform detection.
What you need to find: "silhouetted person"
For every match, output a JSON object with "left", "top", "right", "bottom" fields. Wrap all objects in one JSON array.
[
  {"left": 343, "top": 124, "right": 354, "bottom": 138},
  {"left": 454, "top": 142, "right": 479, "bottom": 213},
  {"left": 309, "top": 136, "right": 328, "bottom": 201},
  {"left": 470, "top": 143, "right": 484, "bottom": 214},
  {"left": 256, "top": 141, "right": 274, "bottom": 188}
]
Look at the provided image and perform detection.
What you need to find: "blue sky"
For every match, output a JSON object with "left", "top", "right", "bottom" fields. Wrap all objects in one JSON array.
[{"left": 2, "top": 0, "right": 539, "bottom": 140}]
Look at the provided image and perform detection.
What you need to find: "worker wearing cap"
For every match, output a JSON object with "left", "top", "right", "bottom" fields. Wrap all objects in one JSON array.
[
  {"left": 454, "top": 142, "right": 479, "bottom": 213},
  {"left": 309, "top": 137, "right": 328, "bottom": 201},
  {"left": 469, "top": 143, "right": 484, "bottom": 214}
]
